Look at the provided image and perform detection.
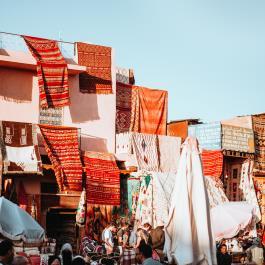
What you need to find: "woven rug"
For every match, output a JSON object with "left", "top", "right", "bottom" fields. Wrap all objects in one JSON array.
[
  {"left": 116, "top": 82, "right": 132, "bottom": 133},
  {"left": 0, "top": 121, "right": 42, "bottom": 174},
  {"left": 127, "top": 177, "right": 140, "bottom": 214},
  {"left": 152, "top": 172, "right": 176, "bottom": 227},
  {"left": 23, "top": 36, "right": 69, "bottom": 108},
  {"left": 201, "top": 150, "right": 223, "bottom": 178},
  {"left": 204, "top": 176, "right": 228, "bottom": 209},
  {"left": 158, "top": 135, "right": 181, "bottom": 173},
  {"left": 130, "top": 86, "right": 168, "bottom": 135},
  {"left": 131, "top": 133, "right": 159, "bottom": 171},
  {"left": 116, "top": 67, "right": 135, "bottom": 85},
  {"left": 84, "top": 151, "right": 120, "bottom": 205},
  {"left": 252, "top": 115, "right": 265, "bottom": 174},
  {"left": 39, "top": 125, "right": 83, "bottom": 191},
  {"left": 239, "top": 159, "right": 261, "bottom": 221},
  {"left": 76, "top": 42, "right": 112, "bottom": 94}
]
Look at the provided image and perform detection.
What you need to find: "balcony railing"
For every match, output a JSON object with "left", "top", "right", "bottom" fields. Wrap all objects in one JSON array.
[{"left": 0, "top": 31, "right": 75, "bottom": 59}]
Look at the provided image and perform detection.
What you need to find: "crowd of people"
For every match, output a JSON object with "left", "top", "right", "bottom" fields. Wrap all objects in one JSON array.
[{"left": 0, "top": 216, "right": 264, "bottom": 265}]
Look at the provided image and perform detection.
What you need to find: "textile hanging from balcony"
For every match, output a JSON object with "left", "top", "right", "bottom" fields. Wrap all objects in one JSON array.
[
  {"left": 23, "top": 36, "right": 69, "bottom": 108},
  {"left": 131, "top": 133, "right": 159, "bottom": 171},
  {"left": 77, "top": 42, "right": 112, "bottom": 94},
  {"left": 83, "top": 151, "right": 120, "bottom": 205},
  {"left": 130, "top": 87, "right": 168, "bottom": 135},
  {"left": 252, "top": 115, "right": 265, "bottom": 174},
  {"left": 201, "top": 150, "right": 224, "bottom": 178},
  {"left": 0, "top": 121, "right": 42, "bottom": 174},
  {"left": 116, "top": 67, "right": 135, "bottom": 85},
  {"left": 157, "top": 135, "right": 181, "bottom": 173},
  {"left": 116, "top": 82, "right": 133, "bottom": 133},
  {"left": 39, "top": 125, "right": 83, "bottom": 191}
]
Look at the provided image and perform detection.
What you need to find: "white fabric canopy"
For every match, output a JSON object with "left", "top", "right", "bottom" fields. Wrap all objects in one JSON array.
[
  {"left": 211, "top": 202, "right": 256, "bottom": 241},
  {"left": 164, "top": 137, "right": 216, "bottom": 265},
  {"left": 0, "top": 197, "right": 45, "bottom": 243}
]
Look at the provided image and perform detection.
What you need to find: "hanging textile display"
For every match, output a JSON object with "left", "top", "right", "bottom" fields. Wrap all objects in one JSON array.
[
  {"left": 39, "top": 125, "right": 83, "bottom": 192},
  {"left": 116, "top": 82, "right": 133, "bottom": 133},
  {"left": 157, "top": 135, "right": 181, "bottom": 173},
  {"left": 239, "top": 159, "right": 261, "bottom": 221},
  {"left": 76, "top": 42, "right": 112, "bottom": 94},
  {"left": 131, "top": 133, "right": 159, "bottom": 171},
  {"left": 76, "top": 189, "right": 86, "bottom": 225},
  {"left": 39, "top": 107, "right": 63, "bottom": 126},
  {"left": 116, "top": 67, "right": 135, "bottom": 85},
  {"left": 164, "top": 137, "right": 216, "bottom": 265},
  {"left": 152, "top": 172, "right": 176, "bottom": 227},
  {"left": 84, "top": 151, "right": 120, "bottom": 205},
  {"left": 135, "top": 174, "right": 154, "bottom": 227},
  {"left": 204, "top": 176, "right": 229, "bottom": 209},
  {"left": 252, "top": 115, "right": 265, "bottom": 174},
  {"left": 201, "top": 150, "right": 223, "bottom": 178},
  {"left": 0, "top": 121, "right": 42, "bottom": 174},
  {"left": 127, "top": 177, "right": 141, "bottom": 214},
  {"left": 130, "top": 87, "right": 168, "bottom": 135},
  {"left": 23, "top": 36, "right": 69, "bottom": 108}
]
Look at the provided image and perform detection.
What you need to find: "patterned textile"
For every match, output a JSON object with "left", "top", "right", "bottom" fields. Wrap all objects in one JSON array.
[
  {"left": 39, "top": 107, "right": 63, "bottom": 126},
  {"left": 116, "top": 133, "right": 132, "bottom": 154},
  {"left": 0, "top": 121, "right": 42, "bottom": 174},
  {"left": 204, "top": 176, "right": 229, "bottom": 209},
  {"left": 131, "top": 133, "right": 159, "bottom": 171},
  {"left": 77, "top": 42, "right": 112, "bottom": 94},
  {"left": 39, "top": 125, "right": 82, "bottom": 191},
  {"left": 152, "top": 172, "right": 176, "bottom": 227},
  {"left": 130, "top": 87, "right": 168, "bottom": 135},
  {"left": 84, "top": 151, "right": 120, "bottom": 205},
  {"left": 116, "top": 82, "right": 132, "bottom": 133},
  {"left": 239, "top": 159, "right": 261, "bottom": 221},
  {"left": 79, "top": 237, "right": 98, "bottom": 256},
  {"left": 120, "top": 249, "right": 136, "bottom": 265},
  {"left": 252, "top": 115, "right": 265, "bottom": 174},
  {"left": 23, "top": 36, "right": 69, "bottom": 108},
  {"left": 158, "top": 135, "right": 181, "bottom": 173},
  {"left": 136, "top": 174, "right": 154, "bottom": 226},
  {"left": 116, "top": 67, "right": 135, "bottom": 85},
  {"left": 76, "top": 190, "right": 86, "bottom": 225},
  {"left": 201, "top": 150, "right": 224, "bottom": 178},
  {"left": 127, "top": 177, "right": 141, "bottom": 214}
]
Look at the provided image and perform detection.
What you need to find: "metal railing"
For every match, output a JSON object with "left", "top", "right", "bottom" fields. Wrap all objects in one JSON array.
[{"left": 0, "top": 31, "right": 75, "bottom": 59}]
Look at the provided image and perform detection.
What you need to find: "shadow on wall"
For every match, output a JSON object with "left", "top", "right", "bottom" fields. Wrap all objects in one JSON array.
[
  {"left": 0, "top": 67, "right": 33, "bottom": 102},
  {"left": 69, "top": 75, "right": 100, "bottom": 123},
  {"left": 81, "top": 134, "right": 108, "bottom": 152}
]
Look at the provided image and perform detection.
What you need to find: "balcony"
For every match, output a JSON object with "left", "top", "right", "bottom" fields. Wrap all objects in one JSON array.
[{"left": 0, "top": 32, "right": 86, "bottom": 75}]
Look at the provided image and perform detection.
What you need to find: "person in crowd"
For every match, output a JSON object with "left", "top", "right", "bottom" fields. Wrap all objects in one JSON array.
[
  {"left": 217, "top": 244, "right": 232, "bottom": 265},
  {"left": 137, "top": 243, "right": 162, "bottom": 265},
  {"left": 11, "top": 256, "right": 29, "bottom": 265},
  {"left": 0, "top": 239, "right": 14, "bottom": 265},
  {"left": 60, "top": 243, "right": 73, "bottom": 265},
  {"left": 117, "top": 218, "right": 128, "bottom": 246},
  {"left": 149, "top": 225, "right": 165, "bottom": 259},
  {"left": 48, "top": 256, "right": 61, "bottom": 265},
  {"left": 128, "top": 225, "right": 137, "bottom": 247},
  {"left": 71, "top": 256, "right": 85, "bottom": 265},
  {"left": 134, "top": 228, "right": 149, "bottom": 248},
  {"left": 246, "top": 237, "right": 264, "bottom": 265},
  {"left": 101, "top": 222, "right": 117, "bottom": 254}
]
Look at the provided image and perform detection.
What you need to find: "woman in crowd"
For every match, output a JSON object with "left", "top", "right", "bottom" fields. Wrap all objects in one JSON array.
[
  {"left": 60, "top": 243, "right": 73, "bottom": 265},
  {"left": 134, "top": 228, "right": 149, "bottom": 248}
]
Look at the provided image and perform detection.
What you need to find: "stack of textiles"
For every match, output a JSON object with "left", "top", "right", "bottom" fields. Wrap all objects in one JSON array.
[{"left": 0, "top": 121, "right": 42, "bottom": 174}]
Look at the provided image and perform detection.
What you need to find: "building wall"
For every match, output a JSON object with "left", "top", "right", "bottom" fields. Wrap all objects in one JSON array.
[{"left": 0, "top": 51, "right": 116, "bottom": 153}]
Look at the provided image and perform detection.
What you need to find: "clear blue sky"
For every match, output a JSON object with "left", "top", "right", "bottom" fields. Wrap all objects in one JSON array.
[{"left": 1, "top": 0, "right": 265, "bottom": 122}]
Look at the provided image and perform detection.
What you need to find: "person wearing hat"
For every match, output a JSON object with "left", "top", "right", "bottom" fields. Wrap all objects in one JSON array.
[
  {"left": 246, "top": 237, "right": 264, "bottom": 265},
  {"left": 0, "top": 239, "right": 14, "bottom": 265}
]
